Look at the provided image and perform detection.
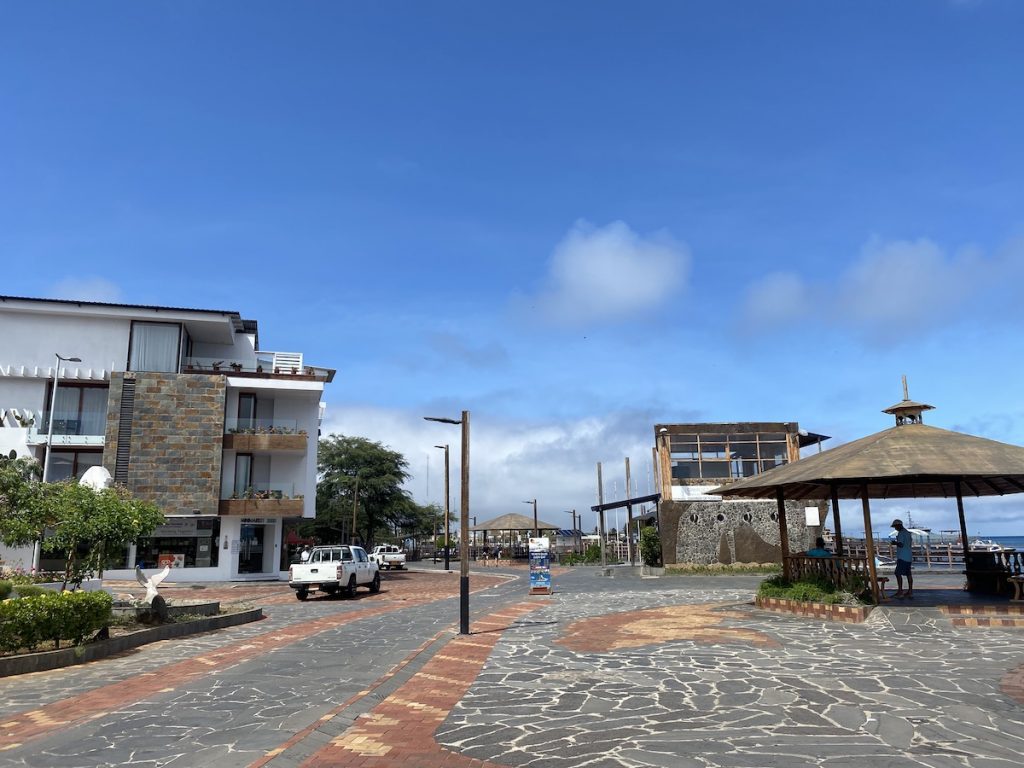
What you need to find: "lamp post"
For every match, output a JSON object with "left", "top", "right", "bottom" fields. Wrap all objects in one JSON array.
[
  {"left": 565, "top": 509, "right": 578, "bottom": 553},
  {"left": 522, "top": 498, "right": 538, "bottom": 536},
  {"left": 36, "top": 353, "right": 81, "bottom": 571},
  {"left": 435, "top": 443, "right": 450, "bottom": 570},
  {"left": 424, "top": 411, "right": 470, "bottom": 634}
]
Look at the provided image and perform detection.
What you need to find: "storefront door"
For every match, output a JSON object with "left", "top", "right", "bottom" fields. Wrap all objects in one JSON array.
[{"left": 238, "top": 524, "right": 266, "bottom": 574}]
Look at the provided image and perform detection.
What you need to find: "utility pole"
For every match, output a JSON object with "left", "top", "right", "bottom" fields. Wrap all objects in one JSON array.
[
  {"left": 625, "top": 457, "right": 634, "bottom": 565},
  {"left": 597, "top": 462, "right": 606, "bottom": 568}
]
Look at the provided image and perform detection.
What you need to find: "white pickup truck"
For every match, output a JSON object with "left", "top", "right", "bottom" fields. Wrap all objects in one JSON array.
[
  {"left": 368, "top": 545, "right": 406, "bottom": 570},
  {"left": 288, "top": 545, "right": 380, "bottom": 601}
]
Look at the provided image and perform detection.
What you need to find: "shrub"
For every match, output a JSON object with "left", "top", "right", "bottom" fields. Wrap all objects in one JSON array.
[
  {"left": 0, "top": 581, "right": 11, "bottom": 600},
  {"left": 757, "top": 575, "right": 867, "bottom": 606},
  {"left": 639, "top": 527, "right": 661, "bottom": 567},
  {"left": 0, "top": 590, "right": 112, "bottom": 653},
  {"left": 13, "top": 584, "right": 48, "bottom": 598}
]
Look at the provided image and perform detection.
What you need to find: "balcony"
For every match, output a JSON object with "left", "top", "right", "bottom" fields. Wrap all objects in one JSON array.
[
  {"left": 182, "top": 352, "right": 331, "bottom": 381},
  {"left": 223, "top": 418, "right": 308, "bottom": 453},
  {"left": 12, "top": 410, "right": 107, "bottom": 447},
  {"left": 219, "top": 483, "right": 305, "bottom": 517}
]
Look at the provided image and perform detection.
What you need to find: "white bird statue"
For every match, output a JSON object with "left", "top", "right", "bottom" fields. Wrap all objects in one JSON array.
[{"left": 135, "top": 565, "right": 171, "bottom": 604}]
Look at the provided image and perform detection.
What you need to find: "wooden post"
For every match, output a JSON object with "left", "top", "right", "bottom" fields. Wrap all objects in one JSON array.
[
  {"left": 830, "top": 483, "right": 844, "bottom": 556},
  {"left": 955, "top": 479, "right": 970, "bottom": 590},
  {"left": 861, "top": 484, "right": 880, "bottom": 604},
  {"left": 776, "top": 487, "right": 791, "bottom": 580}
]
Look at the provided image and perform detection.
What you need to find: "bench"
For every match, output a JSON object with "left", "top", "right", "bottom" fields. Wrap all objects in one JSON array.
[
  {"left": 875, "top": 576, "right": 889, "bottom": 602},
  {"left": 1009, "top": 575, "right": 1024, "bottom": 602}
]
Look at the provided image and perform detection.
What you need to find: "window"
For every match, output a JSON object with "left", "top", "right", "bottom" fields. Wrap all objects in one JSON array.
[
  {"left": 48, "top": 450, "right": 102, "bottom": 481},
  {"left": 234, "top": 454, "right": 253, "bottom": 496},
  {"left": 48, "top": 384, "right": 108, "bottom": 435},
  {"left": 128, "top": 322, "right": 181, "bottom": 373}
]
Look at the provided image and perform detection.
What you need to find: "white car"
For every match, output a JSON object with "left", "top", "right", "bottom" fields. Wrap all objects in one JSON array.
[
  {"left": 368, "top": 544, "right": 406, "bottom": 570},
  {"left": 289, "top": 545, "right": 380, "bottom": 600}
]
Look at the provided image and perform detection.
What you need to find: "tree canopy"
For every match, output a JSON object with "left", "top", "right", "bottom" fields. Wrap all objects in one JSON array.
[{"left": 314, "top": 435, "right": 435, "bottom": 547}]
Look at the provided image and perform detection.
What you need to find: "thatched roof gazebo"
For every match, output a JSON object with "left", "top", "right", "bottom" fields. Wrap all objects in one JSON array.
[
  {"left": 471, "top": 512, "right": 561, "bottom": 536},
  {"left": 711, "top": 381, "right": 1024, "bottom": 602}
]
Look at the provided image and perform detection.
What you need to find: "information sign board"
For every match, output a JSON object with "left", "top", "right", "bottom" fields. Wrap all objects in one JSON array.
[{"left": 528, "top": 537, "right": 552, "bottom": 595}]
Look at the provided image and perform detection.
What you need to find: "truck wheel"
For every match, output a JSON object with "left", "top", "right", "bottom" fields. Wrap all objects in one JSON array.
[
  {"left": 296, "top": 588, "right": 309, "bottom": 601},
  {"left": 369, "top": 573, "right": 381, "bottom": 593},
  {"left": 346, "top": 575, "right": 357, "bottom": 598}
]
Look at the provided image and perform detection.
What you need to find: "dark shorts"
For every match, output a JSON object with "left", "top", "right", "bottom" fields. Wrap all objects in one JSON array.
[{"left": 895, "top": 559, "right": 912, "bottom": 577}]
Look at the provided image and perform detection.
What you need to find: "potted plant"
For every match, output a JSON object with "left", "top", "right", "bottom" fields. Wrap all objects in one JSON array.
[{"left": 230, "top": 362, "right": 243, "bottom": 372}]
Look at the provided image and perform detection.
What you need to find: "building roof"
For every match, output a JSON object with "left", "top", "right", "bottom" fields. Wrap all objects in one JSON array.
[
  {"left": 655, "top": 422, "right": 830, "bottom": 448},
  {"left": 711, "top": 422, "right": 1024, "bottom": 500},
  {"left": 471, "top": 512, "right": 562, "bottom": 531}
]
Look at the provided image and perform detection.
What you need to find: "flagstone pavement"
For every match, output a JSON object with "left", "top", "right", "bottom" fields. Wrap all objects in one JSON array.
[{"left": 0, "top": 567, "right": 1022, "bottom": 768}]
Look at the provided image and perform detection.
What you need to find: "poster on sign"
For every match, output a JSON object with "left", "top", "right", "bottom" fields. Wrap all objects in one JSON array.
[{"left": 528, "top": 537, "right": 552, "bottom": 595}]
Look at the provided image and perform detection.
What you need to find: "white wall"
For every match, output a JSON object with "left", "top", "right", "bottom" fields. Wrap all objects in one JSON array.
[{"left": 0, "top": 310, "right": 131, "bottom": 373}]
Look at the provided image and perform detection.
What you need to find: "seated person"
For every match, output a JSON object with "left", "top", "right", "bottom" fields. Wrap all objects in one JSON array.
[{"left": 806, "top": 537, "right": 832, "bottom": 557}]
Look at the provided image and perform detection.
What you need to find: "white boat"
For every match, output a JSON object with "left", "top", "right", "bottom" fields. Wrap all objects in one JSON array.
[{"left": 970, "top": 539, "right": 1011, "bottom": 552}]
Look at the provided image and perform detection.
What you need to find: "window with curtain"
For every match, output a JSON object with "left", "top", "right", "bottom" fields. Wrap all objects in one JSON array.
[{"left": 129, "top": 322, "right": 180, "bottom": 372}]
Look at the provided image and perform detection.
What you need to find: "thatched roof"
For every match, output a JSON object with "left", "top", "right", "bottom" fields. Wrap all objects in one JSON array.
[
  {"left": 471, "top": 512, "right": 562, "bottom": 531},
  {"left": 711, "top": 423, "right": 1024, "bottom": 500}
]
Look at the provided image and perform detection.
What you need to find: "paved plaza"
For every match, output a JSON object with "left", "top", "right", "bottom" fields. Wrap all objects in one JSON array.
[{"left": 1, "top": 567, "right": 1022, "bottom": 767}]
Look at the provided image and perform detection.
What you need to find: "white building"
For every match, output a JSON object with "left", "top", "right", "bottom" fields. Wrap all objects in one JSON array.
[{"left": 0, "top": 295, "right": 333, "bottom": 581}]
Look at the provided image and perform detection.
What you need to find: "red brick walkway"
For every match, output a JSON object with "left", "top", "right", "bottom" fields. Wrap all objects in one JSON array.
[
  {"left": 297, "top": 602, "right": 545, "bottom": 768},
  {"left": 0, "top": 573, "right": 505, "bottom": 752},
  {"left": 1000, "top": 662, "right": 1024, "bottom": 705}
]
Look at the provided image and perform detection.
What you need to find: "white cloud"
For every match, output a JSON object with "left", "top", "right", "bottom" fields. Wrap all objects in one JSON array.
[
  {"left": 835, "top": 237, "right": 980, "bottom": 336},
  {"left": 739, "top": 236, "right": 993, "bottom": 341},
  {"left": 49, "top": 277, "right": 123, "bottom": 303},
  {"left": 739, "top": 271, "right": 809, "bottom": 330},
  {"left": 321, "top": 404, "right": 661, "bottom": 531},
  {"left": 529, "top": 220, "right": 689, "bottom": 327}
]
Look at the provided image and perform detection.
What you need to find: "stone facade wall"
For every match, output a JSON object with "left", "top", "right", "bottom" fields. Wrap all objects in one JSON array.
[
  {"left": 104, "top": 372, "right": 226, "bottom": 516},
  {"left": 660, "top": 499, "right": 825, "bottom": 565}
]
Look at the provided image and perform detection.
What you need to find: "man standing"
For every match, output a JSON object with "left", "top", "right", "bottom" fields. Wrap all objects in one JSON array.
[{"left": 891, "top": 519, "right": 913, "bottom": 598}]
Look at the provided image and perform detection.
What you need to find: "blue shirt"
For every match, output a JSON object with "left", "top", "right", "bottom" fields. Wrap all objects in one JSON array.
[{"left": 894, "top": 528, "right": 913, "bottom": 562}]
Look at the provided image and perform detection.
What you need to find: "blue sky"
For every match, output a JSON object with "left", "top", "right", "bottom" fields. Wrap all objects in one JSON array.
[{"left": 3, "top": 1, "right": 1023, "bottom": 534}]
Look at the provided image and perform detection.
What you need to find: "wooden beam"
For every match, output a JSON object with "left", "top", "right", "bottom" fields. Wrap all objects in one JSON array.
[
  {"left": 830, "top": 484, "right": 844, "bottom": 556},
  {"left": 776, "top": 487, "right": 790, "bottom": 580},
  {"left": 955, "top": 479, "right": 970, "bottom": 586},
  {"left": 861, "top": 484, "right": 880, "bottom": 605}
]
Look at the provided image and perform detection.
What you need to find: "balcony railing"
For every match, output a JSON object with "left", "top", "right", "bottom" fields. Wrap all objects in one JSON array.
[
  {"left": 225, "top": 482, "right": 301, "bottom": 501},
  {"left": 182, "top": 352, "right": 327, "bottom": 378},
  {"left": 224, "top": 417, "right": 304, "bottom": 436}
]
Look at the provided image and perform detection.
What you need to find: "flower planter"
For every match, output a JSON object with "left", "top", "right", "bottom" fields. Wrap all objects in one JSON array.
[{"left": 755, "top": 595, "right": 872, "bottom": 623}]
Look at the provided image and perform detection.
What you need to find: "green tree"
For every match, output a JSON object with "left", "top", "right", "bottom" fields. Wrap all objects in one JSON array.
[
  {"left": 0, "top": 451, "right": 44, "bottom": 549},
  {"left": 36, "top": 482, "right": 164, "bottom": 586},
  {"left": 314, "top": 435, "right": 433, "bottom": 546}
]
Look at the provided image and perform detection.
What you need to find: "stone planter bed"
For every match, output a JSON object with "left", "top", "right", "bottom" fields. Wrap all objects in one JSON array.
[
  {"left": 755, "top": 595, "right": 873, "bottom": 623},
  {"left": 0, "top": 607, "right": 263, "bottom": 678}
]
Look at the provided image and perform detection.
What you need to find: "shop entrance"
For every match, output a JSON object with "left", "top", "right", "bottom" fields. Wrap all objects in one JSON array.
[{"left": 238, "top": 524, "right": 266, "bottom": 574}]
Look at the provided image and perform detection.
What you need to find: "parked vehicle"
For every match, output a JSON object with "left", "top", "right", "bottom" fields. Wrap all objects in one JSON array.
[
  {"left": 368, "top": 544, "right": 406, "bottom": 570},
  {"left": 288, "top": 545, "right": 380, "bottom": 600}
]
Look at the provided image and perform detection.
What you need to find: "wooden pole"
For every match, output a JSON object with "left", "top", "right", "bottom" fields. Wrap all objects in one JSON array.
[
  {"left": 776, "top": 487, "right": 791, "bottom": 580},
  {"left": 955, "top": 479, "right": 970, "bottom": 589},
  {"left": 830, "top": 484, "right": 845, "bottom": 556},
  {"left": 861, "top": 484, "right": 880, "bottom": 604}
]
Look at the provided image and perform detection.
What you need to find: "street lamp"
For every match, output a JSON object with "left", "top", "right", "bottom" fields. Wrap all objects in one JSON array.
[
  {"left": 424, "top": 411, "right": 470, "bottom": 635},
  {"left": 36, "top": 353, "right": 81, "bottom": 571},
  {"left": 435, "top": 443, "right": 450, "bottom": 570},
  {"left": 522, "top": 498, "right": 537, "bottom": 536},
  {"left": 565, "top": 509, "right": 579, "bottom": 553}
]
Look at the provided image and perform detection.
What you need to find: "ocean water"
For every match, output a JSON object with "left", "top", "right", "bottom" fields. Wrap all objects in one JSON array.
[{"left": 988, "top": 536, "right": 1024, "bottom": 549}]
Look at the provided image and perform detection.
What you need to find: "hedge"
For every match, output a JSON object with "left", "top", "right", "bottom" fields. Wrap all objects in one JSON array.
[{"left": 0, "top": 590, "right": 112, "bottom": 653}]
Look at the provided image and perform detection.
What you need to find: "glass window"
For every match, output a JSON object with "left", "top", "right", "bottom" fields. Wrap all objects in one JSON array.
[
  {"left": 234, "top": 454, "right": 253, "bottom": 496},
  {"left": 759, "top": 442, "right": 789, "bottom": 463},
  {"left": 129, "top": 322, "right": 180, "bottom": 373},
  {"left": 135, "top": 517, "right": 220, "bottom": 569},
  {"left": 699, "top": 433, "right": 727, "bottom": 443},
  {"left": 758, "top": 432, "right": 788, "bottom": 443},
  {"left": 47, "top": 450, "right": 102, "bottom": 481},
  {"left": 671, "top": 461, "right": 700, "bottom": 480},
  {"left": 700, "top": 462, "right": 730, "bottom": 479},
  {"left": 729, "top": 442, "right": 759, "bottom": 459},
  {"left": 700, "top": 442, "right": 727, "bottom": 459}
]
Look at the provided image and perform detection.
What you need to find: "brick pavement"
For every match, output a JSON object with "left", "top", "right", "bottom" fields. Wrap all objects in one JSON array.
[
  {"left": 299, "top": 601, "right": 546, "bottom": 768},
  {"left": 0, "top": 572, "right": 507, "bottom": 753}
]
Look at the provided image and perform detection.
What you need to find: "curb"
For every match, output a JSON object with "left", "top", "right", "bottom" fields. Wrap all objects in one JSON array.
[{"left": 0, "top": 608, "right": 264, "bottom": 678}]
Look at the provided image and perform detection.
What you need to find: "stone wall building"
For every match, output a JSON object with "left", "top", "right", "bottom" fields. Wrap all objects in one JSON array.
[
  {"left": 655, "top": 422, "right": 828, "bottom": 565},
  {"left": 0, "top": 295, "right": 333, "bottom": 581}
]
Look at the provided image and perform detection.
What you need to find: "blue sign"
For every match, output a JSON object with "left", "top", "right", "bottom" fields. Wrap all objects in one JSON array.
[{"left": 529, "top": 537, "right": 552, "bottom": 594}]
